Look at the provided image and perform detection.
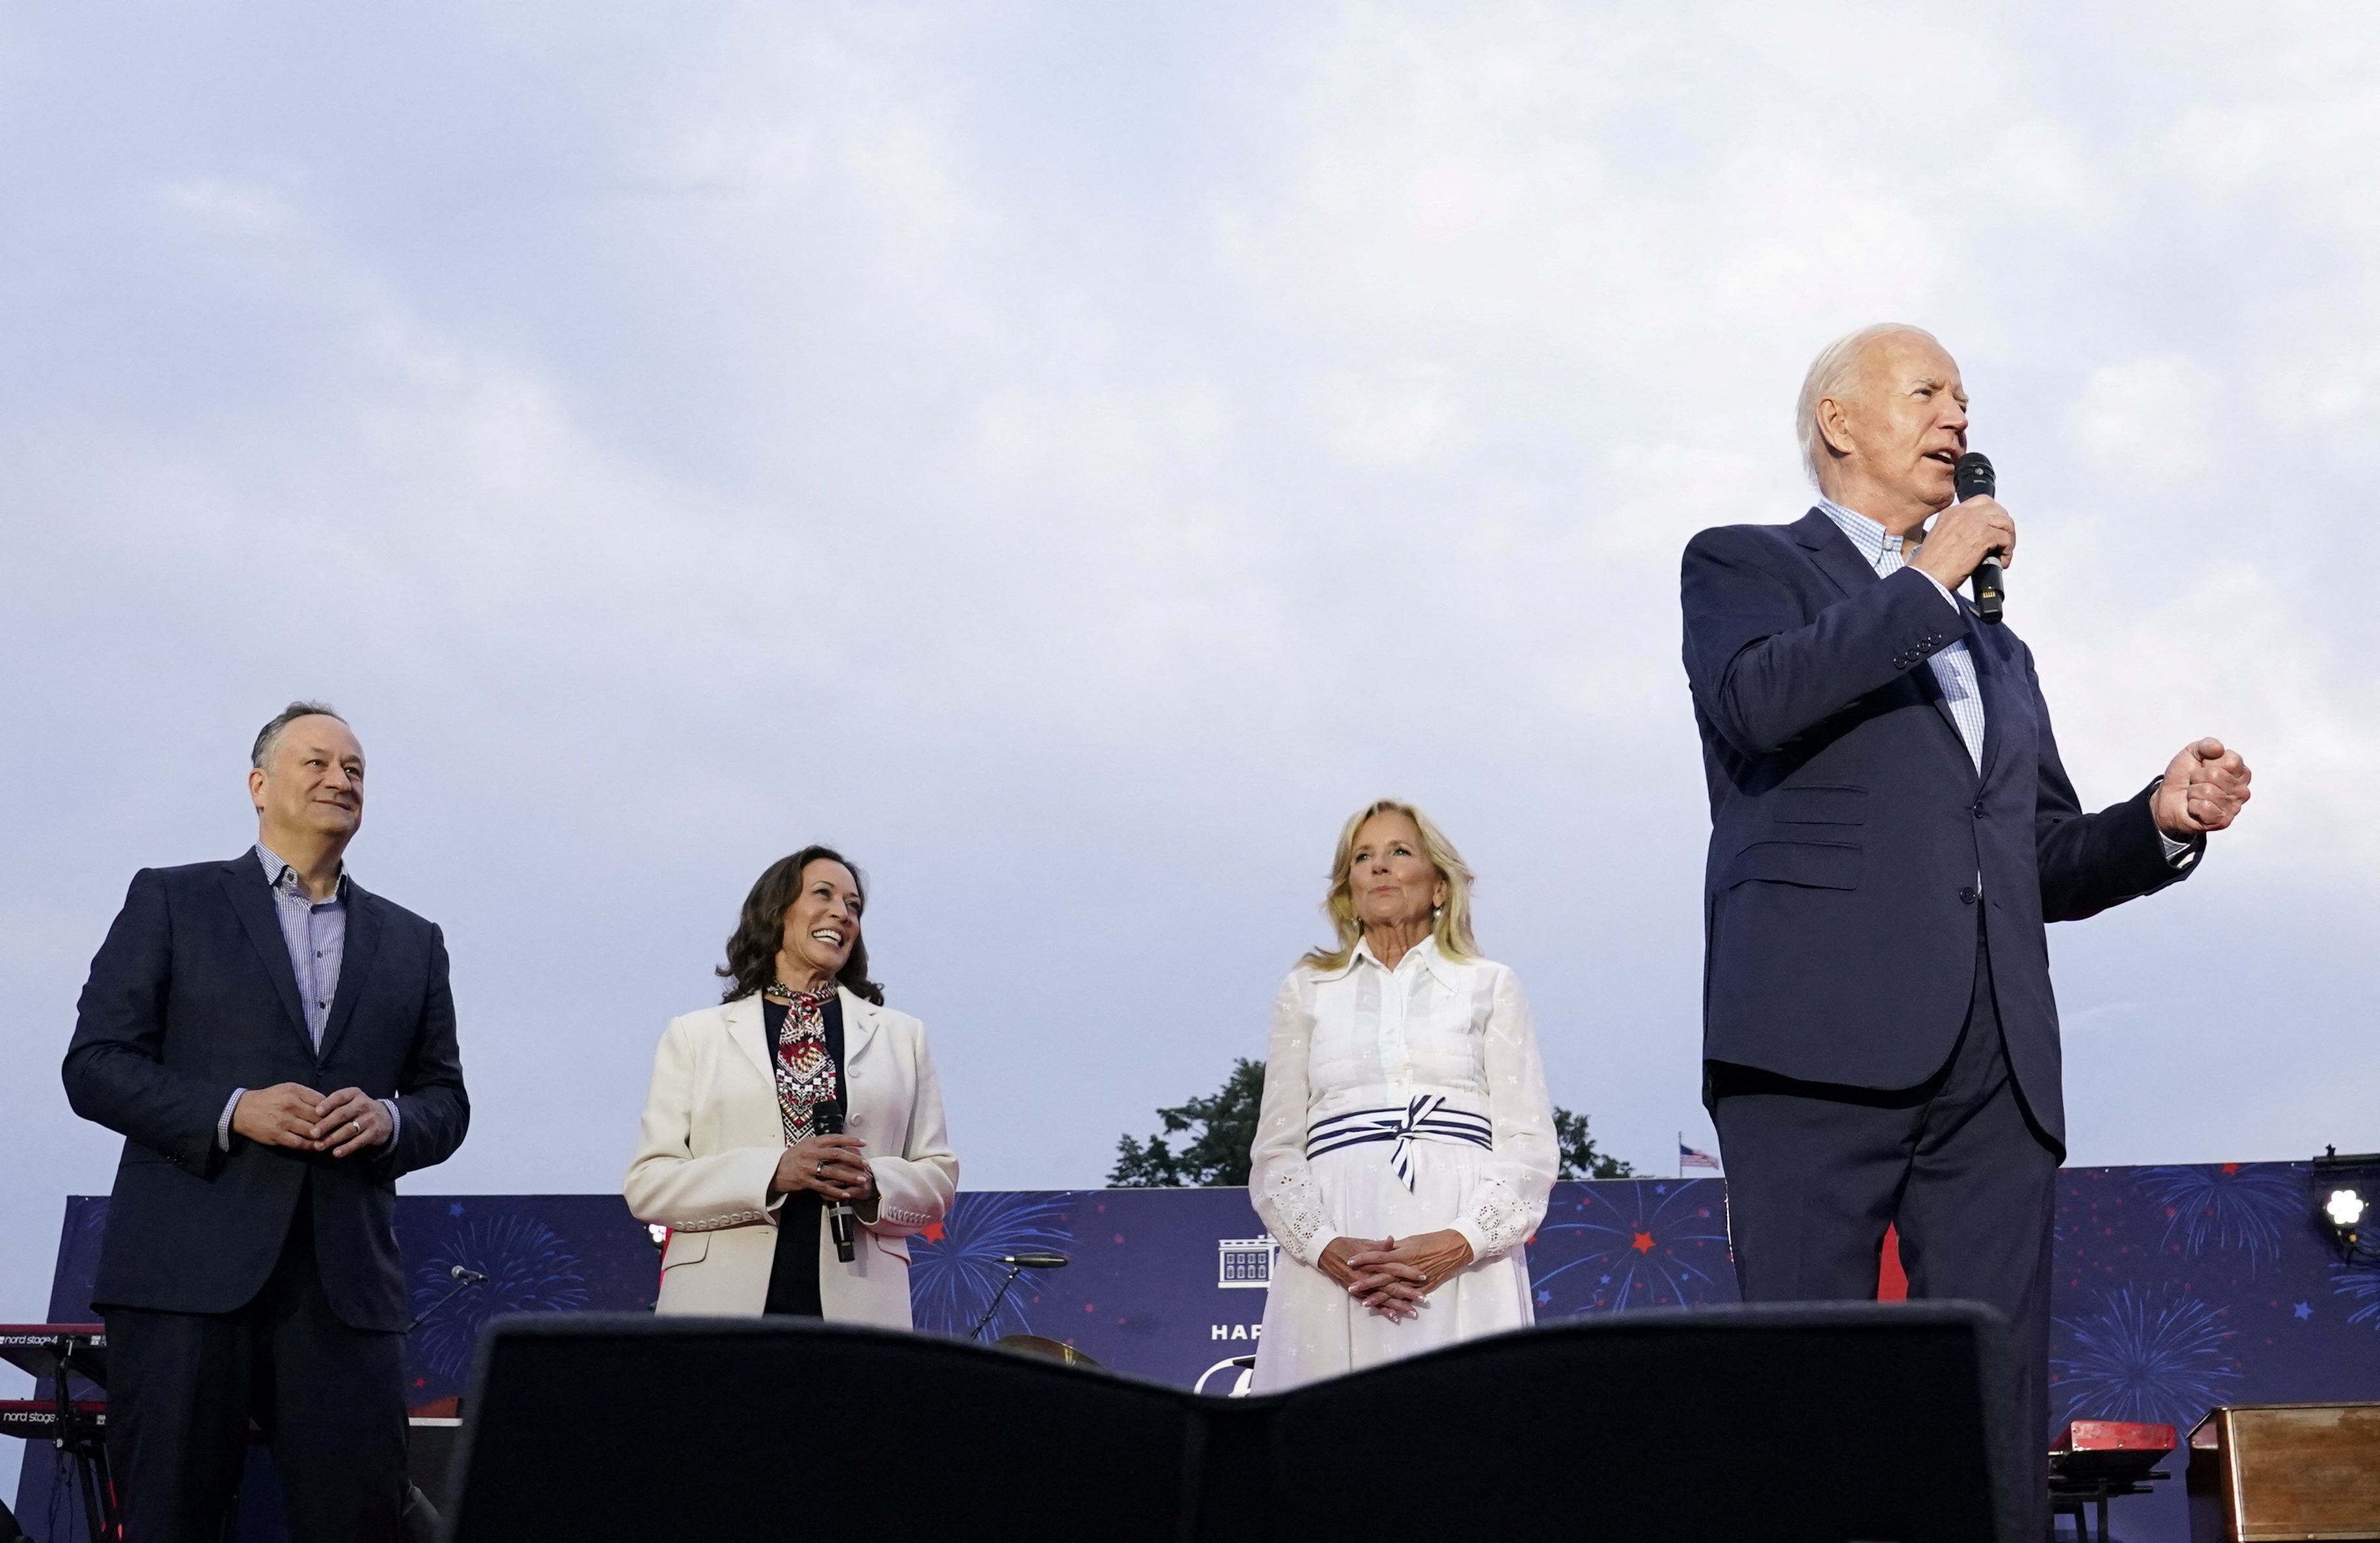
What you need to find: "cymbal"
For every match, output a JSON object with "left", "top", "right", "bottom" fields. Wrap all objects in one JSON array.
[{"left": 993, "top": 1334, "right": 1103, "bottom": 1370}]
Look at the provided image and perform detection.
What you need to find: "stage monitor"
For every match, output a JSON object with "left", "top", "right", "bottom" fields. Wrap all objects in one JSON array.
[{"left": 449, "top": 1301, "right": 2008, "bottom": 1542}]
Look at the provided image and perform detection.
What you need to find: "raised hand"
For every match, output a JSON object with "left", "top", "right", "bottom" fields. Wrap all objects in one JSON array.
[
  {"left": 1911, "top": 495, "right": 2016, "bottom": 592},
  {"left": 2152, "top": 737, "right": 2252, "bottom": 837}
]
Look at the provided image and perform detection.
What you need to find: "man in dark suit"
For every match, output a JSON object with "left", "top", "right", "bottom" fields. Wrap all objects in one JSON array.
[
  {"left": 63, "top": 702, "right": 469, "bottom": 1542},
  {"left": 1679, "top": 324, "right": 2251, "bottom": 1527}
]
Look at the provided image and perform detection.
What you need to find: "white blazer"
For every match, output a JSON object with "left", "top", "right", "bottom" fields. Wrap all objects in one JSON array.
[{"left": 624, "top": 988, "right": 959, "bottom": 1326}]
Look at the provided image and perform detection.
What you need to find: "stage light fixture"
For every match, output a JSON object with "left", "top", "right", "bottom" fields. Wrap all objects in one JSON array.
[{"left": 2312, "top": 1148, "right": 2380, "bottom": 1263}]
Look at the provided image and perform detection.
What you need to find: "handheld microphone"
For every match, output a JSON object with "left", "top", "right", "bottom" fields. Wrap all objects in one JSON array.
[
  {"left": 1953, "top": 451, "right": 2004, "bottom": 623},
  {"left": 999, "top": 1252, "right": 1070, "bottom": 1269},
  {"left": 818, "top": 1100, "right": 857, "bottom": 1264}
]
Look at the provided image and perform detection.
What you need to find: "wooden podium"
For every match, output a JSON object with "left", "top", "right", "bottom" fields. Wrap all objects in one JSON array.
[{"left": 2189, "top": 1403, "right": 2380, "bottom": 1541}]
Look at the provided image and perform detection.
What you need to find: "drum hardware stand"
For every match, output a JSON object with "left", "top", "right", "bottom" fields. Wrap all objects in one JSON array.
[{"left": 0, "top": 1327, "right": 115, "bottom": 1542}]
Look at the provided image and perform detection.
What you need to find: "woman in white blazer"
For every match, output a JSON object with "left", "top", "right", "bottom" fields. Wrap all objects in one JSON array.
[{"left": 625, "top": 845, "right": 958, "bottom": 1326}]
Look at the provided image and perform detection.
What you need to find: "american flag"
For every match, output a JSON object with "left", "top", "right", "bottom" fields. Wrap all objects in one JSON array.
[{"left": 1679, "top": 1140, "right": 1721, "bottom": 1173}]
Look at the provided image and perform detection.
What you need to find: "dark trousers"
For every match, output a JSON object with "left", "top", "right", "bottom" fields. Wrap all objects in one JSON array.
[
  {"left": 104, "top": 1202, "right": 408, "bottom": 1543},
  {"left": 764, "top": 1196, "right": 825, "bottom": 1317},
  {"left": 1709, "top": 930, "right": 2058, "bottom": 1540}
]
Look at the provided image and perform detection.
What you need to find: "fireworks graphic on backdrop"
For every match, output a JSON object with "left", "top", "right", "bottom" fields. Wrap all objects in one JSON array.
[
  {"left": 407, "top": 1211, "right": 591, "bottom": 1384},
  {"left": 2051, "top": 1284, "right": 2239, "bottom": 1427},
  {"left": 2332, "top": 1261, "right": 2380, "bottom": 1328},
  {"left": 907, "top": 1190, "right": 1075, "bottom": 1341},
  {"left": 2133, "top": 1164, "right": 2303, "bottom": 1270},
  {"left": 1530, "top": 1180, "right": 1730, "bottom": 1313}
]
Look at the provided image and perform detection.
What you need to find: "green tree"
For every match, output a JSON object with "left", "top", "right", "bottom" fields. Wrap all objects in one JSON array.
[
  {"left": 1109, "top": 1057, "right": 1266, "bottom": 1187},
  {"left": 1553, "top": 1106, "right": 1635, "bottom": 1179},
  {"left": 1109, "top": 1059, "right": 1637, "bottom": 1186}
]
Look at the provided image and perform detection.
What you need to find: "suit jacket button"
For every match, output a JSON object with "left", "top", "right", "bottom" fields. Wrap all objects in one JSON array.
[
  {"left": 1958, "top": 886, "right": 1979, "bottom": 905},
  {"left": 1972, "top": 800, "right": 1985, "bottom": 817}
]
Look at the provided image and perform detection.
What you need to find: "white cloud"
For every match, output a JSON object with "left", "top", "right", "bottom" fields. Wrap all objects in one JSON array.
[{"left": 2068, "top": 355, "right": 2219, "bottom": 479}]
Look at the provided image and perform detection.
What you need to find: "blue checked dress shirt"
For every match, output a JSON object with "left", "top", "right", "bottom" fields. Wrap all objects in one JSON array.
[{"left": 215, "top": 845, "right": 401, "bottom": 1149}]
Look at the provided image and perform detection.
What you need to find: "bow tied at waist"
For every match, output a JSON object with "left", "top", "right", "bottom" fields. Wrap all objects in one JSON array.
[{"left": 1305, "top": 1095, "right": 1493, "bottom": 1192}]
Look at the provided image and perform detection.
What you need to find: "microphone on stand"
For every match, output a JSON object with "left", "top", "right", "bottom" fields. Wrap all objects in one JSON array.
[
  {"left": 818, "top": 1100, "right": 857, "bottom": 1264},
  {"left": 404, "top": 1265, "right": 488, "bottom": 1333},
  {"left": 969, "top": 1252, "right": 1070, "bottom": 1340},
  {"left": 1953, "top": 451, "right": 2004, "bottom": 623}
]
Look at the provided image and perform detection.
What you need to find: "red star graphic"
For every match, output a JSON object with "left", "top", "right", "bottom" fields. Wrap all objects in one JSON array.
[
  {"left": 1631, "top": 1231, "right": 1655, "bottom": 1253},
  {"left": 920, "top": 1221, "right": 945, "bottom": 1244}
]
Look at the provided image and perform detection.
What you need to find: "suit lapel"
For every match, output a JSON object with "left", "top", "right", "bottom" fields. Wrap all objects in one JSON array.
[
  {"left": 1796, "top": 508, "right": 1979, "bottom": 772},
  {"left": 1969, "top": 613, "right": 2010, "bottom": 787},
  {"left": 1922, "top": 643, "right": 1971, "bottom": 764},
  {"left": 1792, "top": 510, "right": 1880, "bottom": 601},
  {"left": 724, "top": 994, "right": 773, "bottom": 1082},
  {"left": 316, "top": 884, "right": 381, "bottom": 1064},
  {"left": 840, "top": 990, "right": 881, "bottom": 1072},
  {"left": 219, "top": 857, "right": 311, "bottom": 1054}
]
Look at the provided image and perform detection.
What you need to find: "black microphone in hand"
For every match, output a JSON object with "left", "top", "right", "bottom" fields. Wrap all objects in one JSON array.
[
  {"left": 1953, "top": 451, "right": 2004, "bottom": 624},
  {"left": 817, "top": 1100, "right": 857, "bottom": 1264}
]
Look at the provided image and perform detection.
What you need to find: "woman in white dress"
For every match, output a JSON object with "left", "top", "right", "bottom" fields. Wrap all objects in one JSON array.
[{"left": 1249, "top": 799, "right": 1558, "bottom": 1389}]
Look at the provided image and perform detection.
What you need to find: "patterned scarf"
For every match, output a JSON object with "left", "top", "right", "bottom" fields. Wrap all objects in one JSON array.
[{"left": 764, "top": 982, "right": 841, "bottom": 1143}]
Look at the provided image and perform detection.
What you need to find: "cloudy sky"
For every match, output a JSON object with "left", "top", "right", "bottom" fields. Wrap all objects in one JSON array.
[{"left": 5, "top": 0, "right": 2377, "bottom": 1423}]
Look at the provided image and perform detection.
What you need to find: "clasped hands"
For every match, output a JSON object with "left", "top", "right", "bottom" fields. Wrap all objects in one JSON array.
[
  {"left": 771, "top": 1133, "right": 876, "bottom": 1203},
  {"left": 232, "top": 1083, "right": 391, "bottom": 1158},
  {"left": 1320, "top": 1230, "right": 1474, "bottom": 1322}
]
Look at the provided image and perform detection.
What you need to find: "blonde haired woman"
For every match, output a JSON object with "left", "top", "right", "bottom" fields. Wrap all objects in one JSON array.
[{"left": 1249, "top": 800, "right": 1558, "bottom": 1389}]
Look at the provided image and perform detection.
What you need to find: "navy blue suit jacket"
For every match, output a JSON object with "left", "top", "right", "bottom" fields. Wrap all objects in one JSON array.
[
  {"left": 62, "top": 855, "right": 469, "bottom": 1331},
  {"left": 1680, "top": 511, "right": 2198, "bottom": 1149}
]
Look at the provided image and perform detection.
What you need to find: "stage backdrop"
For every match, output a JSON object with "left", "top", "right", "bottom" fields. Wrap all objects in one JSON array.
[{"left": 16, "top": 1165, "right": 2378, "bottom": 1542}]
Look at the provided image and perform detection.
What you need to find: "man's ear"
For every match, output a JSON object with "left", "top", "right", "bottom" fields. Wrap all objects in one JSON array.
[
  {"left": 247, "top": 765, "right": 269, "bottom": 813},
  {"left": 1816, "top": 394, "right": 1858, "bottom": 461}
]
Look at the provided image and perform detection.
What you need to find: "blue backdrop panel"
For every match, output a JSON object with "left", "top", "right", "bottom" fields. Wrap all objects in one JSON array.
[
  {"left": 2045, "top": 1163, "right": 2380, "bottom": 1542},
  {"left": 16, "top": 1166, "right": 2378, "bottom": 1543}
]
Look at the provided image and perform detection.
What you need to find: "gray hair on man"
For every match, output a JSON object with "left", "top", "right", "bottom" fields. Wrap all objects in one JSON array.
[
  {"left": 1795, "top": 323, "right": 1942, "bottom": 485},
  {"left": 250, "top": 700, "right": 347, "bottom": 769}
]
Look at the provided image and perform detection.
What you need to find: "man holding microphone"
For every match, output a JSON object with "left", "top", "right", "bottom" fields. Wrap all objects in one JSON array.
[{"left": 1678, "top": 324, "right": 2251, "bottom": 1531}]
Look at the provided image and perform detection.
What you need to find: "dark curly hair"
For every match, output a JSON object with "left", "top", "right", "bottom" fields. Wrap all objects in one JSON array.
[{"left": 717, "top": 846, "right": 885, "bottom": 1005}]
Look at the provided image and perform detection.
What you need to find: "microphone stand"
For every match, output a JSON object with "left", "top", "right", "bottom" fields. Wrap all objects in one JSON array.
[
  {"left": 968, "top": 1262, "right": 1028, "bottom": 1343},
  {"left": 406, "top": 1268, "right": 488, "bottom": 1335}
]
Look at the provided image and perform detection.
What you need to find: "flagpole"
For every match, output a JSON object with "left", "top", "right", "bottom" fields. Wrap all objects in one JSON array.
[{"left": 1677, "top": 1130, "right": 1683, "bottom": 1180}]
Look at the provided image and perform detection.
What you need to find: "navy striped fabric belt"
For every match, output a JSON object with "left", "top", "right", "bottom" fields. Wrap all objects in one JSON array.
[{"left": 1305, "top": 1095, "right": 1493, "bottom": 1192}]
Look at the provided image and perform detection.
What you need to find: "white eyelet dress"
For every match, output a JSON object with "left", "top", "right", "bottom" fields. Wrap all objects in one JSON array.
[{"left": 1248, "top": 936, "right": 1559, "bottom": 1389}]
